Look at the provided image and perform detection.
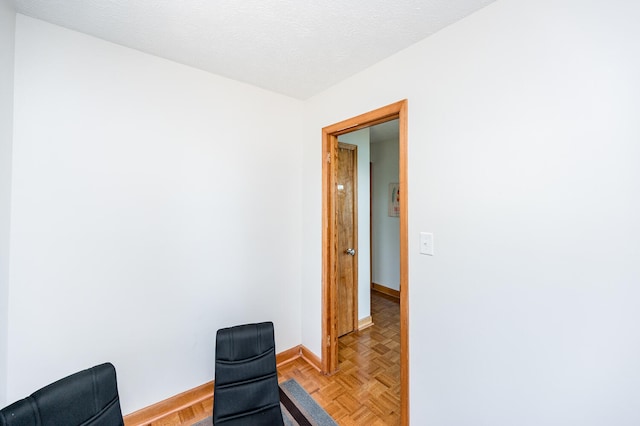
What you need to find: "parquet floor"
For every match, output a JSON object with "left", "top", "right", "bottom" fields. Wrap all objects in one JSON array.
[
  {"left": 145, "top": 290, "right": 400, "bottom": 425},
  {"left": 280, "top": 291, "right": 401, "bottom": 425}
]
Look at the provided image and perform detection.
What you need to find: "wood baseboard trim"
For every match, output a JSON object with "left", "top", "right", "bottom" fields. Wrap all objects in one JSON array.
[
  {"left": 276, "top": 345, "right": 303, "bottom": 367},
  {"left": 300, "top": 345, "right": 322, "bottom": 372},
  {"left": 358, "top": 315, "right": 374, "bottom": 330},
  {"left": 123, "top": 345, "right": 319, "bottom": 426},
  {"left": 123, "top": 380, "right": 213, "bottom": 426},
  {"left": 371, "top": 283, "right": 400, "bottom": 300}
]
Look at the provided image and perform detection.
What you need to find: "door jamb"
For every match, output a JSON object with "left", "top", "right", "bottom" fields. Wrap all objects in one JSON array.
[{"left": 321, "top": 99, "right": 409, "bottom": 425}]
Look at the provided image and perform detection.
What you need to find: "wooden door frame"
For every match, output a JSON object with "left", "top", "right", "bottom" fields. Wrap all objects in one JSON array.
[{"left": 321, "top": 99, "right": 409, "bottom": 425}]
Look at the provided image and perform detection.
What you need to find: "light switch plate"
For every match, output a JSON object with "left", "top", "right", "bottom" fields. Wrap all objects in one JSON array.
[{"left": 420, "top": 232, "right": 434, "bottom": 255}]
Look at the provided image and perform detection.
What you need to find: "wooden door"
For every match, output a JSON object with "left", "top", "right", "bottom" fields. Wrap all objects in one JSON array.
[{"left": 336, "top": 142, "right": 357, "bottom": 337}]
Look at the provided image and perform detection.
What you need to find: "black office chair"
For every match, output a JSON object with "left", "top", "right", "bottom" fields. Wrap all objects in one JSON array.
[
  {"left": 0, "top": 362, "right": 124, "bottom": 426},
  {"left": 213, "top": 322, "right": 284, "bottom": 426}
]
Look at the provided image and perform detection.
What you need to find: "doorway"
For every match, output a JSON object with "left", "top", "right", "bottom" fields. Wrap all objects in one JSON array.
[{"left": 321, "top": 100, "right": 409, "bottom": 425}]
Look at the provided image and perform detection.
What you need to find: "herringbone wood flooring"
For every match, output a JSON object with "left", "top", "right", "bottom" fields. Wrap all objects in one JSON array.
[{"left": 145, "top": 290, "right": 400, "bottom": 425}]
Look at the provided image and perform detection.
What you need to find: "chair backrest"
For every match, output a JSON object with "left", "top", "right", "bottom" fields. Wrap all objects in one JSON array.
[
  {"left": 213, "top": 322, "right": 283, "bottom": 426},
  {"left": 0, "top": 363, "right": 124, "bottom": 426}
]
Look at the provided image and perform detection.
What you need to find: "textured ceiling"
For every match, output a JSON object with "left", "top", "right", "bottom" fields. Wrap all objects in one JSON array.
[{"left": 12, "top": 0, "right": 496, "bottom": 99}]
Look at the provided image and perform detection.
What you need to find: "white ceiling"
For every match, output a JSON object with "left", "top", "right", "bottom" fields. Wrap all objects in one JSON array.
[{"left": 11, "top": 0, "right": 496, "bottom": 99}]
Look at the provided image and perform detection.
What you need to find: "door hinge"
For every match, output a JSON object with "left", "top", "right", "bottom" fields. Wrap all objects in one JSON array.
[
  {"left": 327, "top": 335, "right": 331, "bottom": 346},
  {"left": 326, "top": 152, "right": 331, "bottom": 163}
]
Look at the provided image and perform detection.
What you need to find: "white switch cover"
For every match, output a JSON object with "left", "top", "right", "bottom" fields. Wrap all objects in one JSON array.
[{"left": 420, "top": 232, "right": 434, "bottom": 255}]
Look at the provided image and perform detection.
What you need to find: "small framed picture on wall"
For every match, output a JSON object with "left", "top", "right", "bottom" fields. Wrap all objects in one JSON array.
[{"left": 388, "top": 183, "right": 400, "bottom": 217}]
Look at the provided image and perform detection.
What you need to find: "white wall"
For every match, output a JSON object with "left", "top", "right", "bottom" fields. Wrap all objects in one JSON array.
[
  {"left": 370, "top": 138, "right": 400, "bottom": 291},
  {"left": 0, "top": 0, "right": 15, "bottom": 407},
  {"left": 337, "top": 128, "right": 370, "bottom": 321},
  {"left": 6, "top": 0, "right": 640, "bottom": 423},
  {"left": 8, "top": 15, "right": 304, "bottom": 414},
  {"left": 302, "top": 0, "right": 640, "bottom": 424}
]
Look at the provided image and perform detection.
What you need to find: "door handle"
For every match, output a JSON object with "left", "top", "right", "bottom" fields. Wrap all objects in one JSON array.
[{"left": 345, "top": 248, "right": 356, "bottom": 256}]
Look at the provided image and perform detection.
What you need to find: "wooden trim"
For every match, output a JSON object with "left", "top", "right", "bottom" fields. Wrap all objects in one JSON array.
[
  {"left": 322, "top": 100, "right": 409, "bottom": 425},
  {"left": 321, "top": 129, "right": 338, "bottom": 374},
  {"left": 123, "top": 345, "right": 316, "bottom": 426},
  {"left": 300, "top": 345, "right": 322, "bottom": 372},
  {"left": 371, "top": 283, "right": 400, "bottom": 300},
  {"left": 123, "top": 381, "right": 213, "bottom": 426},
  {"left": 322, "top": 129, "right": 343, "bottom": 374},
  {"left": 276, "top": 345, "right": 303, "bottom": 367},
  {"left": 357, "top": 315, "right": 374, "bottom": 330},
  {"left": 322, "top": 101, "right": 407, "bottom": 136},
  {"left": 398, "top": 100, "right": 410, "bottom": 426}
]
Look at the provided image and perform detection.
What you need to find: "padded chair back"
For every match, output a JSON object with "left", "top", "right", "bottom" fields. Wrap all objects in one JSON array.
[
  {"left": 213, "top": 322, "right": 283, "bottom": 426},
  {"left": 0, "top": 363, "right": 124, "bottom": 426}
]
